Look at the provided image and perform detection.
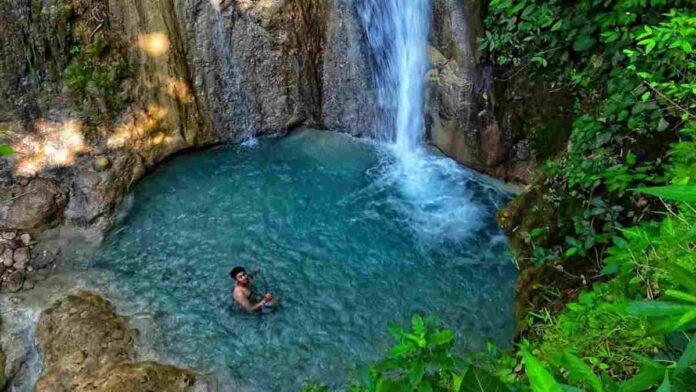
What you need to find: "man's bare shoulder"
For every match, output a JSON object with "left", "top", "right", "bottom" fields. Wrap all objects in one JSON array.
[{"left": 233, "top": 285, "right": 250, "bottom": 298}]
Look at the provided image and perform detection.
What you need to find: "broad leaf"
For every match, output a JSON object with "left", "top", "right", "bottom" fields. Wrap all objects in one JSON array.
[
  {"left": 559, "top": 353, "right": 603, "bottom": 392},
  {"left": 618, "top": 358, "right": 665, "bottom": 392},
  {"left": 522, "top": 351, "right": 563, "bottom": 392},
  {"left": 432, "top": 330, "right": 455, "bottom": 346},
  {"left": 412, "top": 314, "right": 425, "bottom": 337},
  {"left": 459, "top": 366, "right": 510, "bottom": 392},
  {"left": 634, "top": 185, "right": 696, "bottom": 202},
  {"left": 662, "top": 263, "right": 696, "bottom": 296},
  {"left": 623, "top": 301, "right": 694, "bottom": 317},
  {"left": 656, "top": 372, "right": 670, "bottom": 392},
  {"left": 675, "top": 334, "right": 696, "bottom": 373}
]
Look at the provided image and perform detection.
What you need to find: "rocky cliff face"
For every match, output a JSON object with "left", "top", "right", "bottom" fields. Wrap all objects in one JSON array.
[{"left": 0, "top": 0, "right": 533, "bottom": 285}]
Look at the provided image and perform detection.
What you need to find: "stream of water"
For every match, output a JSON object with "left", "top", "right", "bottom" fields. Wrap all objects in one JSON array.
[{"left": 73, "top": 130, "right": 516, "bottom": 391}]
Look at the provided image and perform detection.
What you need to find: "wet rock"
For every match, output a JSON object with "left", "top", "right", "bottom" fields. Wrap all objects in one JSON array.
[
  {"left": 12, "top": 247, "right": 29, "bottom": 269},
  {"left": 1, "top": 248, "right": 13, "bottom": 267},
  {"left": 34, "top": 291, "right": 197, "bottom": 392},
  {"left": 31, "top": 249, "right": 56, "bottom": 270},
  {"left": 3, "top": 270, "right": 24, "bottom": 293}
]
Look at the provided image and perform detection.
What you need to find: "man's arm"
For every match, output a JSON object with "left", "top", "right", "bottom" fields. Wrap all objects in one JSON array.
[{"left": 233, "top": 290, "right": 267, "bottom": 313}]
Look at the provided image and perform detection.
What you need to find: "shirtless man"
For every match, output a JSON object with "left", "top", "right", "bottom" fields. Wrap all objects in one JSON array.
[{"left": 230, "top": 266, "right": 274, "bottom": 313}]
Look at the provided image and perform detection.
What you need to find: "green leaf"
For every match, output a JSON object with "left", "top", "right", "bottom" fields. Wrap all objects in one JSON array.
[
  {"left": 565, "top": 247, "right": 579, "bottom": 258},
  {"left": 389, "top": 342, "right": 414, "bottom": 357},
  {"left": 417, "top": 380, "right": 433, "bottom": 392},
  {"left": 388, "top": 324, "right": 406, "bottom": 339},
  {"left": 675, "top": 309, "right": 696, "bottom": 329},
  {"left": 662, "top": 262, "right": 696, "bottom": 295},
  {"left": 634, "top": 185, "right": 696, "bottom": 202},
  {"left": 409, "top": 363, "right": 425, "bottom": 386},
  {"left": 574, "top": 35, "right": 597, "bottom": 52},
  {"left": 656, "top": 372, "right": 670, "bottom": 392},
  {"left": 432, "top": 330, "right": 455, "bottom": 346},
  {"left": 412, "top": 314, "right": 425, "bottom": 336},
  {"left": 618, "top": 359, "right": 665, "bottom": 392},
  {"left": 522, "top": 351, "right": 563, "bottom": 392},
  {"left": 0, "top": 144, "right": 14, "bottom": 156},
  {"left": 460, "top": 366, "right": 510, "bottom": 392},
  {"left": 559, "top": 353, "right": 603, "bottom": 392},
  {"left": 675, "top": 334, "right": 696, "bottom": 373},
  {"left": 665, "top": 290, "right": 696, "bottom": 305},
  {"left": 623, "top": 301, "right": 694, "bottom": 317}
]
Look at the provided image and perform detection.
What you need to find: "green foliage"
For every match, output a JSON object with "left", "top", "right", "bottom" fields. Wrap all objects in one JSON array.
[
  {"left": 63, "top": 39, "right": 131, "bottom": 116},
  {"left": 307, "top": 316, "right": 510, "bottom": 392},
  {"left": 533, "top": 283, "right": 662, "bottom": 378},
  {"left": 482, "top": 1, "right": 695, "bottom": 267},
  {"left": 0, "top": 144, "right": 14, "bottom": 156}
]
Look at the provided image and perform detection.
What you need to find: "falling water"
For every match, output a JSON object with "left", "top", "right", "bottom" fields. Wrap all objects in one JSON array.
[{"left": 359, "top": 0, "right": 431, "bottom": 157}]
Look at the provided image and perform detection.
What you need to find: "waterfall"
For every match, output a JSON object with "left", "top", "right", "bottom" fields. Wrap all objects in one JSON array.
[{"left": 359, "top": 0, "right": 431, "bottom": 157}]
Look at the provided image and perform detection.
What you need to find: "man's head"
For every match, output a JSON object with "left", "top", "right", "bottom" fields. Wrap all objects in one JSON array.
[{"left": 230, "top": 266, "right": 249, "bottom": 285}]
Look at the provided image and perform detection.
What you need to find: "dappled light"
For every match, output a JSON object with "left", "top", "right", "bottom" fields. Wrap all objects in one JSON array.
[
  {"left": 108, "top": 105, "right": 169, "bottom": 149},
  {"left": 13, "top": 119, "right": 88, "bottom": 176},
  {"left": 165, "top": 77, "right": 193, "bottom": 103},
  {"left": 138, "top": 33, "right": 170, "bottom": 57}
]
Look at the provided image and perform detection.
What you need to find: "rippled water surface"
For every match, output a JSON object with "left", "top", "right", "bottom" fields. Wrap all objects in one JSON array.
[{"left": 81, "top": 130, "right": 516, "bottom": 391}]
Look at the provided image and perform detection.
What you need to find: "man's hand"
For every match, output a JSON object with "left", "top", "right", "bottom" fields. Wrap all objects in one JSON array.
[{"left": 262, "top": 293, "right": 274, "bottom": 304}]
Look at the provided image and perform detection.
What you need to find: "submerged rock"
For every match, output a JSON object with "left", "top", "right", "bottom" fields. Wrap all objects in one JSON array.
[{"left": 34, "top": 291, "right": 196, "bottom": 392}]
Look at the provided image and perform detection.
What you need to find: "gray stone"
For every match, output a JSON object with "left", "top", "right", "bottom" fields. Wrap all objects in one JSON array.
[
  {"left": 30, "top": 249, "right": 57, "bottom": 270},
  {"left": 1, "top": 249, "right": 13, "bottom": 267},
  {"left": 19, "top": 233, "right": 31, "bottom": 245},
  {"left": 3, "top": 270, "right": 24, "bottom": 293},
  {"left": 1, "top": 232, "right": 16, "bottom": 240},
  {"left": 0, "top": 179, "right": 68, "bottom": 232},
  {"left": 12, "top": 247, "right": 29, "bottom": 270}
]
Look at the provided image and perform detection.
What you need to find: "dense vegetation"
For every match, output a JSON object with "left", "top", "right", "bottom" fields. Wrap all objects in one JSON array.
[{"left": 306, "top": 0, "right": 694, "bottom": 391}]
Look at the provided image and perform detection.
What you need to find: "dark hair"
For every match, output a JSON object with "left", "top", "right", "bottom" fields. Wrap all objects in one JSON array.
[{"left": 230, "top": 266, "right": 246, "bottom": 280}]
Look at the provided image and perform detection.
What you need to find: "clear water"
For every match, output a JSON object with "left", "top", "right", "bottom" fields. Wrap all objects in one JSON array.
[
  {"left": 359, "top": 0, "right": 431, "bottom": 154},
  {"left": 79, "top": 130, "right": 516, "bottom": 391}
]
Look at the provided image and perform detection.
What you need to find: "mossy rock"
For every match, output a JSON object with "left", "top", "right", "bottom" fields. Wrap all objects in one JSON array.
[
  {"left": 34, "top": 291, "right": 198, "bottom": 392},
  {"left": 35, "top": 291, "right": 134, "bottom": 371},
  {"left": 35, "top": 361, "right": 195, "bottom": 392},
  {"left": 496, "top": 178, "right": 558, "bottom": 267}
]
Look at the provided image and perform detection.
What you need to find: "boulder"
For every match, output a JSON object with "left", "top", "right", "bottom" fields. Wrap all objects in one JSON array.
[
  {"left": 34, "top": 291, "right": 196, "bottom": 392},
  {"left": 31, "top": 249, "right": 57, "bottom": 270},
  {"left": 1, "top": 248, "right": 13, "bottom": 267},
  {"left": 2, "top": 270, "right": 24, "bottom": 293},
  {"left": 0, "top": 179, "right": 68, "bottom": 232},
  {"left": 12, "top": 247, "right": 29, "bottom": 270},
  {"left": 35, "top": 292, "right": 134, "bottom": 374},
  {"left": 60, "top": 362, "right": 195, "bottom": 392}
]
